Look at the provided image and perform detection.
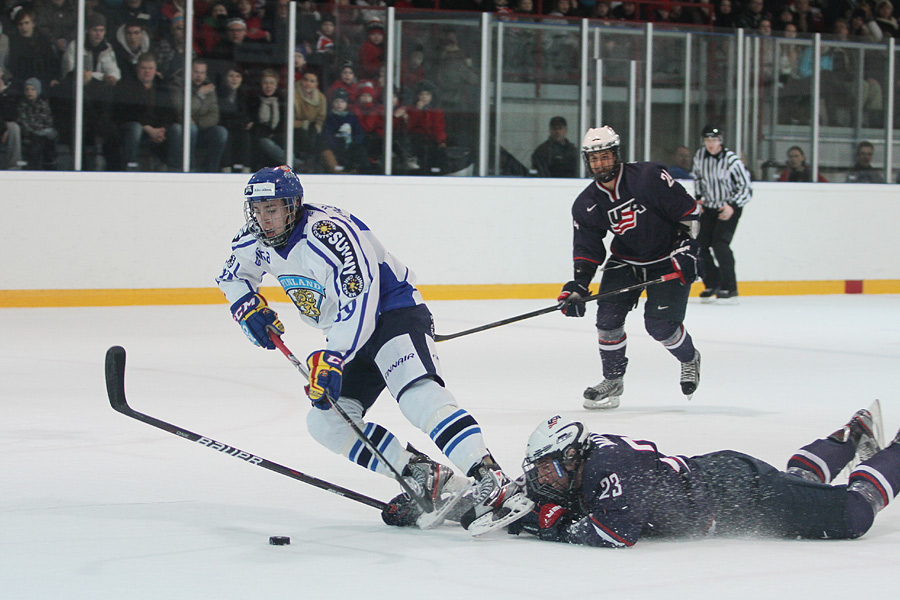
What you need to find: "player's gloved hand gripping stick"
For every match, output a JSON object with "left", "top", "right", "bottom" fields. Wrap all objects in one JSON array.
[
  {"left": 434, "top": 272, "right": 681, "bottom": 342},
  {"left": 268, "top": 331, "right": 435, "bottom": 515}
]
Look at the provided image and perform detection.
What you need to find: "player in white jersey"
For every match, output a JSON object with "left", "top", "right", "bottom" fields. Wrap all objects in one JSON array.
[{"left": 216, "top": 165, "right": 531, "bottom": 533}]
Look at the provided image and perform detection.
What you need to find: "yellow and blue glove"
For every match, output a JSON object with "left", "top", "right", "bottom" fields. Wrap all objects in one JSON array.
[
  {"left": 306, "top": 350, "right": 344, "bottom": 410},
  {"left": 230, "top": 292, "right": 284, "bottom": 350}
]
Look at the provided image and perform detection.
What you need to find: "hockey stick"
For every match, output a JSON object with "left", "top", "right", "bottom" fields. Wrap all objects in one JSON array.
[
  {"left": 268, "top": 333, "right": 434, "bottom": 514},
  {"left": 104, "top": 345, "right": 388, "bottom": 511},
  {"left": 433, "top": 271, "right": 681, "bottom": 342}
]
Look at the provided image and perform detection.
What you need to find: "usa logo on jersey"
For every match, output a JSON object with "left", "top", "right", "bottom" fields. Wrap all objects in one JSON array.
[{"left": 609, "top": 199, "right": 647, "bottom": 235}]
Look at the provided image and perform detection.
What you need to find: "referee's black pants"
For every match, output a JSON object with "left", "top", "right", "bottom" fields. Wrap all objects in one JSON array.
[{"left": 697, "top": 205, "right": 742, "bottom": 293}]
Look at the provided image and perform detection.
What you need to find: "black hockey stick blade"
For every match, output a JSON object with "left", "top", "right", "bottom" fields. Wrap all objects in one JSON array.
[
  {"left": 104, "top": 346, "right": 387, "bottom": 511},
  {"left": 433, "top": 272, "right": 681, "bottom": 342}
]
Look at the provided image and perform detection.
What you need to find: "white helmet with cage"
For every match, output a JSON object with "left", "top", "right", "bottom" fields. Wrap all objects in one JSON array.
[
  {"left": 581, "top": 125, "right": 621, "bottom": 183},
  {"left": 522, "top": 415, "right": 592, "bottom": 504}
]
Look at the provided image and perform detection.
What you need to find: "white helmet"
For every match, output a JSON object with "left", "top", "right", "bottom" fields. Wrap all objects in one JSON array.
[
  {"left": 522, "top": 415, "right": 592, "bottom": 504},
  {"left": 581, "top": 126, "right": 621, "bottom": 183}
]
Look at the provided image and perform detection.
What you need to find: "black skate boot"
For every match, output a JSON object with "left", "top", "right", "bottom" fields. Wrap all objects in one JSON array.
[{"left": 680, "top": 350, "right": 701, "bottom": 399}]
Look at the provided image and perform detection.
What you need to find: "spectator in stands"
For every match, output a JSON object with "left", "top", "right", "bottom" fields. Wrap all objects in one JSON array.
[
  {"left": 850, "top": 7, "right": 883, "bottom": 42},
  {"left": 714, "top": 0, "right": 738, "bottom": 28},
  {"left": 103, "top": 0, "right": 160, "bottom": 41},
  {"left": 831, "top": 17, "right": 883, "bottom": 128},
  {"left": 406, "top": 79, "right": 446, "bottom": 175},
  {"left": 35, "top": 0, "right": 76, "bottom": 56},
  {"left": 611, "top": 2, "right": 639, "bottom": 21},
  {"left": 17, "top": 77, "right": 57, "bottom": 169},
  {"left": 235, "top": 0, "right": 270, "bottom": 42},
  {"left": 846, "top": 141, "right": 886, "bottom": 183},
  {"left": 791, "top": 0, "right": 825, "bottom": 33},
  {"left": 217, "top": 63, "right": 253, "bottom": 172},
  {"left": 8, "top": 7, "right": 60, "bottom": 93},
  {"left": 329, "top": 61, "right": 358, "bottom": 102},
  {"left": 401, "top": 43, "right": 426, "bottom": 104},
  {"left": 873, "top": 0, "right": 899, "bottom": 38},
  {"left": 309, "top": 14, "right": 337, "bottom": 85},
  {"left": 59, "top": 11, "right": 123, "bottom": 170},
  {"left": 775, "top": 5, "right": 795, "bottom": 31},
  {"left": 0, "top": 23, "right": 9, "bottom": 74},
  {"left": 249, "top": 68, "right": 287, "bottom": 168},
  {"left": 169, "top": 58, "right": 228, "bottom": 172},
  {"left": 113, "top": 19, "right": 151, "bottom": 82},
  {"left": 113, "top": 52, "right": 174, "bottom": 170},
  {"left": 530, "top": 115, "right": 578, "bottom": 178},
  {"left": 778, "top": 145, "right": 827, "bottom": 182},
  {"left": 294, "top": 0, "right": 321, "bottom": 50},
  {"left": 589, "top": 1, "right": 611, "bottom": 19},
  {"left": 357, "top": 18, "right": 384, "bottom": 81},
  {"left": 434, "top": 31, "right": 478, "bottom": 152},
  {"left": 737, "top": 0, "right": 769, "bottom": 30},
  {"left": 293, "top": 68, "right": 326, "bottom": 169},
  {"left": 154, "top": 13, "right": 196, "bottom": 83},
  {"left": 0, "top": 64, "right": 22, "bottom": 169},
  {"left": 197, "top": 1, "right": 230, "bottom": 55},
  {"left": 320, "top": 87, "right": 367, "bottom": 173},
  {"left": 667, "top": 144, "right": 693, "bottom": 179},
  {"left": 757, "top": 17, "right": 773, "bottom": 35},
  {"left": 548, "top": 0, "right": 579, "bottom": 18}
]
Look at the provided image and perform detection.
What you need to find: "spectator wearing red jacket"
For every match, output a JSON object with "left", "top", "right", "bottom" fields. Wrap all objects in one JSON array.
[
  {"left": 357, "top": 19, "right": 385, "bottom": 81},
  {"left": 405, "top": 79, "right": 446, "bottom": 174}
]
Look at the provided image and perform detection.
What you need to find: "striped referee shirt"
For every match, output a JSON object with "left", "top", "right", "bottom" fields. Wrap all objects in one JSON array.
[{"left": 691, "top": 147, "right": 752, "bottom": 209}]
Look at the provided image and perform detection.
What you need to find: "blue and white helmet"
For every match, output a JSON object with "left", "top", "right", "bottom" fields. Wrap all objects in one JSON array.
[
  {"left": 243, "top": 165, "right": 304, "bottom": 248},
  {"left": 522, "top": 415, "right": 592, "bottom": 504}
]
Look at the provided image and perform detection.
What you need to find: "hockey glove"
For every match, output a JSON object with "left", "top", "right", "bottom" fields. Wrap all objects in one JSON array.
[
  {"left": 507, "top": 503, "right": 572, "bottom": 542},
  {"left": 305, "top": 350, "right": 344, "bottom": 410},
  {"left": 669, "top": 238, "right": 701, "bottom": 286},
  {"left": 230, "top": 292, "right": 284, "bottom": 350},
  {"left": 557, "top": 280, "right": 591, "bottom": 318}
]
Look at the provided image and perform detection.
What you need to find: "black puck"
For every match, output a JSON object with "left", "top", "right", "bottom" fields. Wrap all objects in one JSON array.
[{"left": 269, "top": 536, "right": 291, "bottom": 546}]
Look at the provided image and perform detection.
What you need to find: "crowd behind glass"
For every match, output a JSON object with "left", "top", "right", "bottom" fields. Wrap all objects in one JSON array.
[{"left": 1, "top": 0, "right": 898, "bottom": 182}]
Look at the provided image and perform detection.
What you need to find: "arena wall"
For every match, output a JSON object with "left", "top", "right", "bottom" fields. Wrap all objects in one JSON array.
[{"left": 1, "top": 171, "right": 897, "bottom": 307}]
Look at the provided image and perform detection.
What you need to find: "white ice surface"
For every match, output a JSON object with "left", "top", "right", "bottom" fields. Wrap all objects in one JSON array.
[{"left": 3, "top": 295, "right": 900, "bottom": 599}]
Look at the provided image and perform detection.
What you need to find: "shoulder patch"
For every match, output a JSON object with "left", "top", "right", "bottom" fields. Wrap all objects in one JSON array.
[{"left": 310, "top": 219, "right": 365, "bottom": 298}]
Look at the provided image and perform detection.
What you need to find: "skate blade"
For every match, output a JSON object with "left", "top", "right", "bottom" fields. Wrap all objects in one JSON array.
[
  {"left": 416, "top": 476, "right": 471, "bottom": 530},
  {"left": 467, "top": 494, "right": 535, "bottom": 537},
  {"left": 583, "top": 396, "right": 621, "bottom": 410}
]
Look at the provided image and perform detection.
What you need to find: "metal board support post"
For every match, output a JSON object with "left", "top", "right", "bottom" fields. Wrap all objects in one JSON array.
[
  {"left": 492, "top": 21, "right": 505, "bottom": 176},
  {"left": 643, "top": 22, "right": 652, "bottom": 161},
  {"left": 885, "top": 37, "right": 895, "bottom": 183},
  {"left": 285, "top": 1, "right": 297, "bottom": 167},
  {"left": 812, "top": 33, "right": 821, "bottom": 182},
  {"left": 74, "top": 0, "right": 85, "bottom": 170},
  {"left": 180, "top": 0, "right": 194, "bottom": 172},
  {"left": 682, "top": 33, "right": 692, "bottom": 148},
  {"left": 628, "top": 60, "right": 637, "bottom": 162},
  {"left": 735, "top": 28, "right": 744, "bottom": 158},
  {"left": 478, "top": 11, "right": 491, "bottom": 177},
  {"left": 579, "top": 17, "right": 589, "bottom": 144},
  {"left": 384, "top": 7, "right": 397, "bottom": 175}
]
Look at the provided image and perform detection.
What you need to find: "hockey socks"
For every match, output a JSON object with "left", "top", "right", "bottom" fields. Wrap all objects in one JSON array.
[
  {"left": 849, "top": 442, "right": 900, "bottom": 513},
  {"left": 787, "top": 438, "right": 856, "bottom": 484}
]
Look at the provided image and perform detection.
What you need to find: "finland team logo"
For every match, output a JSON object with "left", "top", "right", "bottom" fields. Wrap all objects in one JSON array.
[{"left": 279, "top": 275, "right": 324, "bottom": 322}]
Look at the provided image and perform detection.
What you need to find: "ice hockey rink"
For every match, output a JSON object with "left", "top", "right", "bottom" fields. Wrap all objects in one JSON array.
[{"left": 3, "top": 294, "right": 900, "bottom": 599}]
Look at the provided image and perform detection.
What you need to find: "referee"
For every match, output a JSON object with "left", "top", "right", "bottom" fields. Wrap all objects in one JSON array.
[{"left": 691, "top": 125, "right": 752, "bottom": 303}]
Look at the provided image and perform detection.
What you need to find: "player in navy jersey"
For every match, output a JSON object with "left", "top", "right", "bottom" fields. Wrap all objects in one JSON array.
[
  {"left": 510, "top": 407, "right": 900, "bottom": 547},
  {"left": 216, "top": 165, "right": 532, "bottom": 534},
  {"left": 557, "top": 126, "right": 702, "bottom": 410}
]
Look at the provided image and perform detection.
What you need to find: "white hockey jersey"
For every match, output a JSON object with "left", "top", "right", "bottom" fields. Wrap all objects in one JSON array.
[{"left": 217, "top": 203, "right": 424, "bottom": 362}]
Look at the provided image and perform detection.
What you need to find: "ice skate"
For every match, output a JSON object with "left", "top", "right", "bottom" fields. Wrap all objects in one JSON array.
[
  {"left": 459, "top": 458, "right": 534, "bottom": 537},
  {"left": 716, "top": 289, "right": 739, "bottom": 305},
  {"left": 699, "top": 287, "right": 719, "bottom": 304},
  {"left": 583, "top": 378, "right": 623, "bottom": 410},
  {"left": 829, "top": 400, "right": 884, "bottom": 462},
  {"left": 680, "top": 350, "right": 701, "bottom": 400},
  {"left": 401, "top": 446, "right": 470, "bottom": 529}
]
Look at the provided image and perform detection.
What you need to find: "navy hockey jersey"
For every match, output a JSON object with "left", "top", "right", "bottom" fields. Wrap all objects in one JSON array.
[
  {"left": 572, "top": 162, "right": 699, "bottom": 267},
  {"left": 562, "top": 434, "right": 715, "bottom": 547}
]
